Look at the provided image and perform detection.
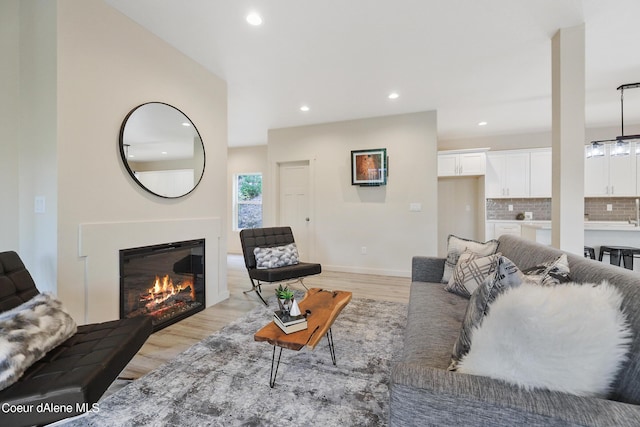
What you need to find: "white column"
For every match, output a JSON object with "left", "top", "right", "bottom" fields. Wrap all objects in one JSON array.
[{"left": 551, "top": 25, "right": 585, "bottom": 255}]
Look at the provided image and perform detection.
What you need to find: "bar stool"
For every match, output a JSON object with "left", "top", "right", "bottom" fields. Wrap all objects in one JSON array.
[
  {"left": 622, "top": 248, "right": 640, "bottom": 270},
  {"left": 599, "top": 245, "right": 638, "bottom": 269},
  {"left": 584, "top": 246, "right": 596, "bottom": 260}
]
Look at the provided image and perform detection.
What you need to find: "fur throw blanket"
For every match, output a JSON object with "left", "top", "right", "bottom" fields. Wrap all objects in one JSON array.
[{"left": 0, "top": 293, "right": 77, "bottom": 391}]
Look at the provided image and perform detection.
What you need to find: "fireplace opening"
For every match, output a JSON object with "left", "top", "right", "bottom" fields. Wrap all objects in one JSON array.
[{"left": 120, "top": 239, "right": 205, "bottom": 332}]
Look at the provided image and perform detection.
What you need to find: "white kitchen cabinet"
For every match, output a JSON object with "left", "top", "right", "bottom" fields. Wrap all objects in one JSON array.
[
  {"left": 438, "top": 150, "right": 486, "bottom": 177},
  {"left": 485, "top": 152, "right": 530, "bottom": 198},
  {"left": 585, "top": 142, "right": 636, "bottom": 197},
  {"left": 529, "top": 149, "right": 552, "bottom": 197},
  {"left": 485, "top": 222, "right": 523, "bottom": 240},
  {"left": 494, "top": 222, "right": 522, "bottom": 238}
]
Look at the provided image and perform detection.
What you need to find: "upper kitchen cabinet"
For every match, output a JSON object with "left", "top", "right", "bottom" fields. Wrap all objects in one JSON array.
[
  {"left": 585, "top": 141, "right": 636, "bottom": 197},
  {"left": 529, "top": 149, "right": 552, "bottom": 198},
  {"left": 485, "top": 151, "right": 530, "bottom": 198},
  {"left": 438, "top": 149, "right": 487, "bottom": 177}
]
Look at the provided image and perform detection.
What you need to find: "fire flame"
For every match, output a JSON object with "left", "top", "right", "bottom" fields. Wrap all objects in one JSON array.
[{"left": 144, "top": 275, "right": 195, "bottom": 310}]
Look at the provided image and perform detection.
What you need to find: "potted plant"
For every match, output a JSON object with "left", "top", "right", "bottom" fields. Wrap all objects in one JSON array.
[{"left": 275, "top": 284, "right": 294, "bottom": 315}]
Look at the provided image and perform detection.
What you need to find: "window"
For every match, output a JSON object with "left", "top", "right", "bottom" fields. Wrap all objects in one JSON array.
[{"left": 234, "top": 173, "right": 263, "bottom": 230}]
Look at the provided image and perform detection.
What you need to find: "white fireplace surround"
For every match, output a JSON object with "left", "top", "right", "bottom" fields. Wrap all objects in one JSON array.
[{"left": 79, "top": 217, "right": 227, "bottom": 324}]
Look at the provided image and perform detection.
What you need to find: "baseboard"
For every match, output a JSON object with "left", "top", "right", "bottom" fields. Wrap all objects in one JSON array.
[{"left": 322, "top": 264, "right": 410, "bottom": 278}]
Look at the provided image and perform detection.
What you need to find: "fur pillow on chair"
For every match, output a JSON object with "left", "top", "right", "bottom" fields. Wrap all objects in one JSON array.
[
  {"left": 457, "top": 281, "right": 632, "bottom": 397},
  {"left": 0, "top": 293, "right": 77, "bottom": 391}
]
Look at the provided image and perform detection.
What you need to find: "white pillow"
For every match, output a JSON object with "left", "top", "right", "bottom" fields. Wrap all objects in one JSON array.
[
  {"left": 441, "top": 235, "right": 499, "bottom": 284},
  {"left": 457, "top": 281, "right": 632, "bottom": 397},
  {"left": 445, "top": 250, "right": 501, "bottom": 298}
]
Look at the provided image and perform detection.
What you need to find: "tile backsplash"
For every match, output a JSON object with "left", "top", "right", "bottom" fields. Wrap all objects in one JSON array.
[
  {"left": 486, "top": 198, "right": 552, "bottom": 220},
  {"left": 486, "top": 197, "right": 640, "bottom": 222}
]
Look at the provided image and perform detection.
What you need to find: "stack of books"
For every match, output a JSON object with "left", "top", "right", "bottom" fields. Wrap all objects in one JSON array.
[{"left": 273, "top": 310, "right": 308, "bottom": 334}]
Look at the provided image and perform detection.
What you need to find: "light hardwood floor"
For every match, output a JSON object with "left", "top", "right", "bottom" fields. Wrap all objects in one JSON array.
[{"left": 120, "top": 254, "right": 411, "bottom": 378}]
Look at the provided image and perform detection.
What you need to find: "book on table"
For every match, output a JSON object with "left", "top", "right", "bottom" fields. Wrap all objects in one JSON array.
[{"left": 273, "top": 310, "right": 308, "bottom": 334}]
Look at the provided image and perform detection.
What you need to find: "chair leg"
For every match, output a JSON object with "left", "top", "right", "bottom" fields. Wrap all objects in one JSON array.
[{"left": 243, "top": 277, "right": 268, "bottom": 306}]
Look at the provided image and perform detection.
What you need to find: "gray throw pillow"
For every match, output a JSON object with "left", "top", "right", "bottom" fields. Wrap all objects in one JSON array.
[
  {"left": 254, "top": 243, "right": 300, "bottom": 269},
  {"left": 449, "top": 255, "right": 523, "bottom": 371},
  {"left": 441, "top": 235, "right": 499, "bottom": 284}
]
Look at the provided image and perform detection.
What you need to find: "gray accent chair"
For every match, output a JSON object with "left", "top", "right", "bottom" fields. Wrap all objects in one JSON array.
[{"left": 390, "top": 234, "right": 640, "bottom": 426}]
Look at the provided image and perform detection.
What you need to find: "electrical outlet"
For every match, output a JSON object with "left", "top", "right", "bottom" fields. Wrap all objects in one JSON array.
[
  {"left": 508, "top": 205, "right": 513, "bottom": 212},
  {"left": 607, "top": 204, "right": 613, "bottom": 211},
  {"left": 524, "top": 212, "right": 533, "bottom": 220}
]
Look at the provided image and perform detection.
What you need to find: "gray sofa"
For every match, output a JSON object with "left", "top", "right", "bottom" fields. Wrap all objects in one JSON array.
[{"left": 390, "top": 234, "right": 640, "bottom": 426}]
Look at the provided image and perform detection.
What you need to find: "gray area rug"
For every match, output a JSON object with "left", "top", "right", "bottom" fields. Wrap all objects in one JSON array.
[{"left": 64, "top": 296, "right": 407, "bottom": 426}]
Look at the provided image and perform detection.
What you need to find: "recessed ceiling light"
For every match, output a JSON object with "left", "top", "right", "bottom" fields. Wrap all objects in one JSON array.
[
  {"left": 388, "top": 92, "right": 399, "bottom": 99},
  {"left": 478, "top": 121, "right": 488, "bottom": 126},
  {"left": 182, "top": 122, "right": 191, "bottom": 127},
  {"left": 161, "top": 151, "right": 168, "bottom": 155},
  {"left": 246, "top": 12, "right": 263, "bottom": 26},
  {"left": 300, "top": 105, "right": 310, "bottom": 112}
]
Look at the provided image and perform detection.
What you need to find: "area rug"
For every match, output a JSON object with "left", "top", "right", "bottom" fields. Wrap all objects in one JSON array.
[{"left": 64, "top": 296, "right": 407, "bottom": 426}]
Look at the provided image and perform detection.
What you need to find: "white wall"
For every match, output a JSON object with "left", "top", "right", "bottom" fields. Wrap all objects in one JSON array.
[
  {"left": 227, "top": 145, "right": 268, "bottom": 254},
  {"left": 18, "top": 0, "right": 59, "bottom": 293},
  {"left": 0, "top": 0, "right": 20, "bottom": 252},
  {"left": 3, "top": 0, "right": 229, "bottom": 323},
  {"left": 440, "top": 124, "right": 640, "bottom": 151},
  {"left": 267, "top": 111, "right": 438, "bottom": 277},
  {"left": 437, "top": 176, "right": 484, "bottom": 256}
]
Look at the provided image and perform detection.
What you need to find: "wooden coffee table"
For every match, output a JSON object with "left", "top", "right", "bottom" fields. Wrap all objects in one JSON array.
[{"left": 254, "top": 288, "right": 352, "bottom": 387}]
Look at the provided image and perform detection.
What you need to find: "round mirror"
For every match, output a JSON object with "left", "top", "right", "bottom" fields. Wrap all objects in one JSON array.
[{"left": 119, "top": 102, "right": 205, "bottom": 198}]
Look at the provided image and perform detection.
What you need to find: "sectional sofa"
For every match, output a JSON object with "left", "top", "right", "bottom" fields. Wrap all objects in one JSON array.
[{"left": 390, "top": 234, "right": 640, "bottom": 426}]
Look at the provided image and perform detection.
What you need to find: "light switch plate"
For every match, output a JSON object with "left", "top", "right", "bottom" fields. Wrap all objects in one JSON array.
[{"left": 34, "top": 196, "right": 46, "bottom": 214}]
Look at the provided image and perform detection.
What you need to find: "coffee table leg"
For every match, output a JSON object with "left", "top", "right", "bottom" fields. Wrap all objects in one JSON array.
[
  {"left": 326, "top": 328, "right": 336, "bottom": 365},
  {"left": 270, "top": 346, "right": 283, "bottom": 388}
]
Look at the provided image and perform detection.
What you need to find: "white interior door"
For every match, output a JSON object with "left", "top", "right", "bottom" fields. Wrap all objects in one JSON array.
[{"left": 278, "top": 161, "right": 311, "bottom": 259}]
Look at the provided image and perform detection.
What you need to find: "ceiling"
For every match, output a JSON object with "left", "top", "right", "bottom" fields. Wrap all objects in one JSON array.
[{"left": 104, "top": 0, "right": 640, "bottom": 147}]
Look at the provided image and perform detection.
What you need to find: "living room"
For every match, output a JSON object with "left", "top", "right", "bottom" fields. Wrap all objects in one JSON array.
[{"left": 3, "top": 0, "right": 640, "bottom": 425}]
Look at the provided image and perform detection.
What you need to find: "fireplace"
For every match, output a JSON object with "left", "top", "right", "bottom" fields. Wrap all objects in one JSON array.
[{"left": 120, "top": 239, "right": 205, "bottom": 332}]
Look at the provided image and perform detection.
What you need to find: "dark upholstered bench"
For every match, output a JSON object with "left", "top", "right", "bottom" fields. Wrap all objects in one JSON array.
[{"left": 0, "top": 251, "right": 152, "bottom": 427}]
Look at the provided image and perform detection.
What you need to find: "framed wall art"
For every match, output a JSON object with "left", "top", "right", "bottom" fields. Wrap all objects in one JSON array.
[{"left": 351, "top": 148, "right": 388, "bottom": 186}]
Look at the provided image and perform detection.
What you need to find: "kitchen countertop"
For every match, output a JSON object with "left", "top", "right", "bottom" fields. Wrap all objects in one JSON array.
[{"left": 520, "top": 221, "right": 640, "bottom": 231}]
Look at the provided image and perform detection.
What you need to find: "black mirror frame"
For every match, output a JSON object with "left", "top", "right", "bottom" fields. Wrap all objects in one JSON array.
[{"left": 119, "top": 102, "right": 206, "bottom": 199}]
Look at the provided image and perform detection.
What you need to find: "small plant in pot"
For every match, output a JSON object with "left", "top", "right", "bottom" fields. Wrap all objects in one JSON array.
[{"left": 275, "top": 284, "right": 294, "bottom": 315}]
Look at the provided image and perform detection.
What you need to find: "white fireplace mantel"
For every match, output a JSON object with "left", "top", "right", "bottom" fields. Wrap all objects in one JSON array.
[{"left": 79, "top": 217, "right": 227, "bottom": 324}]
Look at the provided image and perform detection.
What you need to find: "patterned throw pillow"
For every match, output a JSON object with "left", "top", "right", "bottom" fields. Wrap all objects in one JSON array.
[
  {"left": 445, "top": 251, "right": 502, "bottom": 298},
  {"left": 449, "top": 255, "right": 523, "bottom": 371},
  {"left": 441, "top": 235, "right": 499, "bottom": 284},
  {"left": 522, "top": 254, "right": 571, "bottom": 286},
  {"left": 254, "top": 243, "right": 300, "bottom": 269}
]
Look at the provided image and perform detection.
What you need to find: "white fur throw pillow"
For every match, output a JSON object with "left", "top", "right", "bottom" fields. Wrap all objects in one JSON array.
[
  {"left": 0, "top": 293, "right": 77, "bottom": 391},
  {"left": 457, "top": 281, "right": 632, "bottom": 397}
]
